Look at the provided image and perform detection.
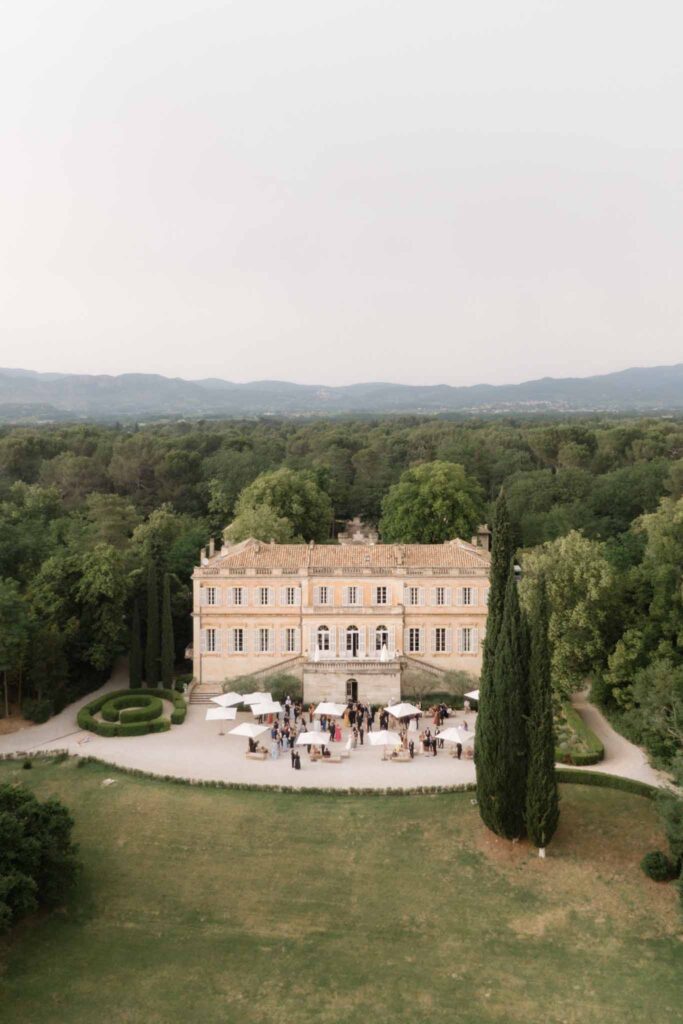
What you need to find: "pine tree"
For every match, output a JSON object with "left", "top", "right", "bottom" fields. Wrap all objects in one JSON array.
[
  {"left": 160, "top": 573, "right": 174, "bottom": 689},
  {"left": 145, "top": 562, "right": 160, "bottom": 686},
  {"left": 476, "top": 563, "right": 530, "bottom": 839},
  {"left": 129, "top": 600, "right": 142, "bottom": 689},
  {"left": 525, "top": 580, "right": 560, "bottom": 854}
]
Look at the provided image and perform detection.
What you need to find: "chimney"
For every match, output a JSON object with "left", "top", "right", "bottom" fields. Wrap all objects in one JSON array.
[
  {"left": 208, "top": 537, "right": 215, "bottom": 558},
  {"left": 200, "top": 547, "right": 207, "bottom": 565}
]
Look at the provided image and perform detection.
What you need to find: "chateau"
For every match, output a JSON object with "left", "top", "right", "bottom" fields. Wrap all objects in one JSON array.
[{"left": 191, "top": 528, "right": 491, "bottom": 704}]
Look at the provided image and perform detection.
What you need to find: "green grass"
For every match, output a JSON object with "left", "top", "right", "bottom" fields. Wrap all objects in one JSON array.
[{"left": 1, "top": 759, "right": 680, "bottom": 1024}]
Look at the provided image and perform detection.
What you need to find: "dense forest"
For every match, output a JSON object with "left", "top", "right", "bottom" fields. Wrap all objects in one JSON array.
[{"left": 0, "top": 414, "right": 681, "bottom": 781}]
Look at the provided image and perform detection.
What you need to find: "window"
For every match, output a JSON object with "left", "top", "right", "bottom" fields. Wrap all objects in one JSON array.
[
  {"left": 317, "top": 626, "right": 330, "bottom": 651},
  {"left": 316, "top": 586, "right": 330, "bottom": 605},
  {"left": 232, "top": 587, "right": 244, "bottom": 606},
  {"left": 284, "top": 628, "right": 297, "bottom": 653},
  {"left": 375, "top": 586, "right": 388, "bottom": 605},
  {"left": 258, "top": 587, "right": 272, "bottom": 606},
  {"left": 345, "top": 585, "right": 360, "bottom": 605},
  {"left": 206, "top": 628, "right": 218, "bottom": 653},
  {"left": 346, "top": 626, "right": 360, "bottom": 656},
  {"left": 407, "top": 627, "right": 422, "bottom": 653},
  {"left": 284, "top": 587, "right": 297, "bottom": 606},
  {"left": 434, "top": 627, "right": 447, "bottom": 653},
  {"left": 375, "top": 625, "right": 389, "bottom": 651},
  {"left": 406, "top": 586, "right": 420, "bottom": 606},
  {"left": 462, "top": 587, "right": 472, "bottom": 606},
  {"left": 206, "top": 587, "right": 217, "bottom": 606},
  {"left": 460, "top": 628, "right": 472, "bottom": 653},
  {"left": 232, "top": 628, "right": 245, "bottom": 653},
  {"left": 435, "top": 587, "right": 446, "bottom": 606},
  {"left": 257, "top": 628, "right": 272, "bottom": 653}
]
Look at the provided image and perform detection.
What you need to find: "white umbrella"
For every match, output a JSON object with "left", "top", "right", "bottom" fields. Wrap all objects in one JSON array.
[
  {"left": 249, "top": 701, "right": 282, "bottom": 716},
  {"left": 205, "top": 707, "right": 237, "bottom": 721},
  {"left": 241, "top": 691, "right": 272, "bottom": 704},
  {"left": 385, "top": 702, "right": 421, "bottom": 719},
  {"left": 312, "top": 702, "right": 346, "bottom": 717},
  {"left": 229, "top": 723, "right": 269, "bottom": 739},
  {"left": 368, "top": 730, "right": 403, "bottom": 747},
  {"left": 464, "top": 690, "right": 480, "bottom": 702},
  {"left": 437, "top": 726, "right": 475, "bottom": 745},
  {"left": 211, "top": 692, "right": 244, "bottom": 707},
  {"left": 296, "top": 731, "right": 331, "bottom": 746}
]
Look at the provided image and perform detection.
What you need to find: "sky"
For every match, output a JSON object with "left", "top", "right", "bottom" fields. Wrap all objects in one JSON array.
[{"left": 0, "top": 1, "right": 681, "bottom": 387}]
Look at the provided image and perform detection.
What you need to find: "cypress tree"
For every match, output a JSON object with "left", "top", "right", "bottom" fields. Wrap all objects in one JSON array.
[
  {"left": 525, "top": 580, "right": 560, "bottom": 854},
  {"left": 480, "top": 489, "right": 514, "bottom": 689},
  {"left": 145, "top": 562, "right": 160, "bottom": 686},
  {"left": 129, "top": 600, "right": 142, "bottom": 689},
  {"left": 160, "top": 573, "right": 174, "bottom": 689},
  {"left": 476, "top": 563, "right": 530, "bottom": 839}
]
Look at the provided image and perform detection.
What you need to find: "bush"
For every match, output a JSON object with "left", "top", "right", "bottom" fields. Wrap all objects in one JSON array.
[
  {"left": 656, "top": 793, "right": 683, "bottom": 873},
  {"left": 22, "top": 759, "right": 32, "bottom": 770},
  {"left": 555, "top": 703, "right": 604, "bottom": 765},
  {"left": 175, "top": 673, "right": 193, "bottom": 692},
  {"left": 554, "top": 768, "right": 657, "bottom": 799},
  {"left": 77, "top": 688, "right": 187, "bottom": 738},
  {"left": 21, "top": 698, "right": 53, "bottom": 724},
  {"left": 640, "top": 850, "right": 676, "bottom": 882}
]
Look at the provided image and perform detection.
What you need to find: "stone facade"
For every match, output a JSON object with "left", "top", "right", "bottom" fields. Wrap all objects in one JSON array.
[{"left": 191, "top": 535, "right": 490, "bottom": 702}]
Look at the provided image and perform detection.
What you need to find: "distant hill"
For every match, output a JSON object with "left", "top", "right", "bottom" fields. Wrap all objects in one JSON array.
[{"left": 0, "top": 363, "right": 682, "bottom": 422}]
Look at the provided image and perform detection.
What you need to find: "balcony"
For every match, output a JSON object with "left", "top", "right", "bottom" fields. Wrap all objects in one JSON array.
[{"left": 308, "top": 649, "right": 399, "bottom": 664}]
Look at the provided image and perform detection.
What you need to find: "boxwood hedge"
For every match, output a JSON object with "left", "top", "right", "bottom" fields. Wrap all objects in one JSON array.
[{"left": 77, "top": 688, "right": 187, "bottom": 737}]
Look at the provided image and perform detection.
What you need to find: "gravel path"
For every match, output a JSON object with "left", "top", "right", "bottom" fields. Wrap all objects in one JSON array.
[{"left": 0, "top": 672, "right": 675, "bottom": 791}]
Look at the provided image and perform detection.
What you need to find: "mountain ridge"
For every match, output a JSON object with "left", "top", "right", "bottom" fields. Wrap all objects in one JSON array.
[{"left": 0, "top": 363, "right": 681, "bottom": 421}]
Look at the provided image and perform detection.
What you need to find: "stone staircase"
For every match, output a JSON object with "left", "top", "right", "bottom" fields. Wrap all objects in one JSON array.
[{"left": 189, "top": 683, "right": 224, "bottom": 706}]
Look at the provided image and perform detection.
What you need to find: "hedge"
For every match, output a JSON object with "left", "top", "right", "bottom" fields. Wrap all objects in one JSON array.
[
  {"left": 77, "top": 688, "right": 186, "bottom": 737},
  {"left": 555, "top": 768, "right": 658, "bottom": 799},
  {"left": 555, "top": 703, "right": 605, "bottom": 765}
]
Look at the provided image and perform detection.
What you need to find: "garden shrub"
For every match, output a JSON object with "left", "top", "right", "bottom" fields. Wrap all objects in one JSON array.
[
  {"left": 555, "top": 703, "right": 604, "bottom": 765},
  {"left": 554, "top": 769, "right": 657, "bottom": 799},
  {"left": 640, "top": 850, "right": 676, "bottom": 882},
  {"left": 77, "top": 688, "right": 186, "bottom": 737},
  {"left": 21, "top": 698, "right": 53, "bottom": 724}
]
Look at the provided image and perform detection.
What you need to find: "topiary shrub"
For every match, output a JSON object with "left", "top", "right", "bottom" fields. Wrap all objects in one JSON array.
[
  {"left": 101, "top": 695, "right": 163, "bottom": 724},
  {"left": 641, "top": 850, "right": 676, "bottom": 882},
  {"left": 77, "top": 688, "right": 187, "bottom": 737},
  {"left": 21, "top": 698, "right": 53, "bottom": 724}
]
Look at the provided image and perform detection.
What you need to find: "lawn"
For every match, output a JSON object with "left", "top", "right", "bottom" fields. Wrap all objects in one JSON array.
[{"left": 0, "top": 759, "right": 680, "bottom": 1024}]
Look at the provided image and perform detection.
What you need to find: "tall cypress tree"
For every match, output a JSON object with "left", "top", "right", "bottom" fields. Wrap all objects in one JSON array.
[
  {"left": 145, "top": 562, "right": 160, "bottom": 686},
  {"left": 476, "top": 563, "right": 530, "bottom": 839},
  {"left": 160, "top": 573, "right": 174, "bottom": 689},
  {"left": 480, "top": 490, "right": 514, "bottom": 688},
  {"left": 525, "top": 580, "right": 560, "bottom": 854},
  {"left": 129, "top": 600, "right": 142, "bottom": 689}
]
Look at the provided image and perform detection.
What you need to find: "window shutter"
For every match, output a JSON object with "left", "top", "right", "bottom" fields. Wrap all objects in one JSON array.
[
  {"left": 418, "top": 588, "right": 425, "bottom": 606},
  {"left": 200, "top": 629, "right": 207, "bottom": 653},
  {"left": 268, "top": 628, "right": 275, "bottom": 653},
  {"left": 279, "top": 628, "right": 287, "bottom": 653},
  {"left": 445, "top": 628, "right": 453, "bottom": 654},
  {"left": 471, "top": 588, "right": 478, "bottom": 605},
  {"left": 472, "top": 628, "right": 479, "bottom": 654},
  {"left": 200, "top": 589, "right": 208, "bottom": 606},
  {"left": 306, "top": 626, "right": 314, "bottom": 655},
  {"left": 225, "top": 587, "right": 234, "bottom": 606},
  {"left": 403, "top": 628, "right": 410, "bottom": 653},
  {"left": 213, "top": 629, "right": 222, "bottom": 654},
  {"left": 313, "top": 586, "right": 320, "bottom": 605},
  {"left": 356, "top": 588, "right": 363, "bottom": 606},
  {"left": 253, "top": 628, "right": 261, "bottom": 653},
  {"left": 456, "top": 588, "right": 464, "bottom": 606},
  {"left": 429, "top": 588, "right": 437, "bottom": 606},
  {"left": 430, "top": 628, "right": 437, "bottom": 653},
  {"left": 343, "top": 586, "right": 350, "bottom": 606},
  {"left": 445, "top": 587, "right": 452, "bottom": 606},
  {"left": 268, "top": 588, "right": 275, "bottom": 606},
  {"left": 241, "top": 588, "right": 248, "bottom": 606},
  {"left": 419, "top": 628, "right": 425, "bottom": 652},
  {"left": 388, "top": 625, "right": 396, "bottom": 653},
  {"left": 403, "top": 586, "right": 409, "bottom": 605},
  {"left": 253, "top": 588, "right": 260, "bottom": 605},
  {"left": 293, "top": 628, "right": 301, "bottom": 654},
  {"left": 456, "top": 629, "right": 464, "bottom": 653},
  {"left": 294, "top": 588, "right": 301, "bottom": 606},
  {"left": 484, "top": 588, "right": 490, "bottom": 606},
  {"left": 214, "top": 588, "right": 223, "bottom": 605},
  {"left": 358, "top": 627, "right": 366, "bottom": 656},
  {"left": 280, "top": 587, "right": 287, "bottom": 606},
  {"left": 227, "top": 629, "right": 235, "bottom": 654}
]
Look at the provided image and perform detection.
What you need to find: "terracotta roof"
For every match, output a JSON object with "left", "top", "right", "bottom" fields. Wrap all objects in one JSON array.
[{"left": 204, "top": 537, "right": 490, "bottom": 572}]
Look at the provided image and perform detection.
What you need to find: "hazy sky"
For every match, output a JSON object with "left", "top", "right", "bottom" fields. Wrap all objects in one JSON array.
[{"left": 1, "top": 1, "right": 681, "bottom": 386}]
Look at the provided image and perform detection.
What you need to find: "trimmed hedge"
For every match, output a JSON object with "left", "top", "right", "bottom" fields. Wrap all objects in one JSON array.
[
  {"left": 555, "top": 768, "right": 658, "bottom": 799},
  {"left": 555, "top": 703, "right": 605, "bottom": 766},
  {"left": 77, "top": 688, "right": 187, "bottom": 737},
  {"left": 640, "top": 850, "right": 676, "bottom": 882}
]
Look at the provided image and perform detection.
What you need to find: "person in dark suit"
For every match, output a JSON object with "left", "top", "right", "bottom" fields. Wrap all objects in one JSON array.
[{"left": 456, "top": 742, "right": 463, "bottom": 760}]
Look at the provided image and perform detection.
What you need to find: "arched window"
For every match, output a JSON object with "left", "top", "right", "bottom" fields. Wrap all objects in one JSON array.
[
  {"left": 375, "top": 625, "right": 388, "bottom": 651},
  {"left": 316, "top": 625, "right": 330, "bottom": 651},
  {"left": 345, "top": 625, "right": 359, "bottom": 657}
]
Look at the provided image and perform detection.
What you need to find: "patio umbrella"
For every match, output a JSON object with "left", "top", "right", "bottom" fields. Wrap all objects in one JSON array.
[
  {"left": 368, "top": 729, "right": 403, "bottom": 760},
  {"left": 205, "top": 707, "right": 237, "bottom": 721},
  {"left": 211, "top": 692, "right": 244, "bottom": 707},
  {"left": 241, "top": 691, "right": 272, "bottom": 704},
  {"left": 464, "top": 690, "right": 480, "bottom": 702},
  {"left": 312, "top": 702, "right": 346, "bottom": 717},
  {"left": 385, "top": 702, "right": 421, "bottom": 720},
  {"left": 437, "top": 726, "right": 475, "bottom": 745},
  {"left": 229, "top": 723, "right": 269, "bottom": 739},
  {"left": 249, "top": 701, "right": 283, "bottom": 716},
  {"left": 296, "top": 731, "right": 331, "bottom": 746}
]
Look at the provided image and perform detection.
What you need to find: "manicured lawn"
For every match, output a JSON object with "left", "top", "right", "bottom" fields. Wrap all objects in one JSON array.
[{"left": 0, "top": 759, "right": 680, "bottom": 1024}]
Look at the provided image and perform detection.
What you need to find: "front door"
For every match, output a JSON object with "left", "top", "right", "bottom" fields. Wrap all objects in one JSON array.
[
  {"left": 346, "top": 678, "right": 358, "bottom": 701},
  {"left": 346, "top": 627, "right": 359, "bottom": 658}
]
